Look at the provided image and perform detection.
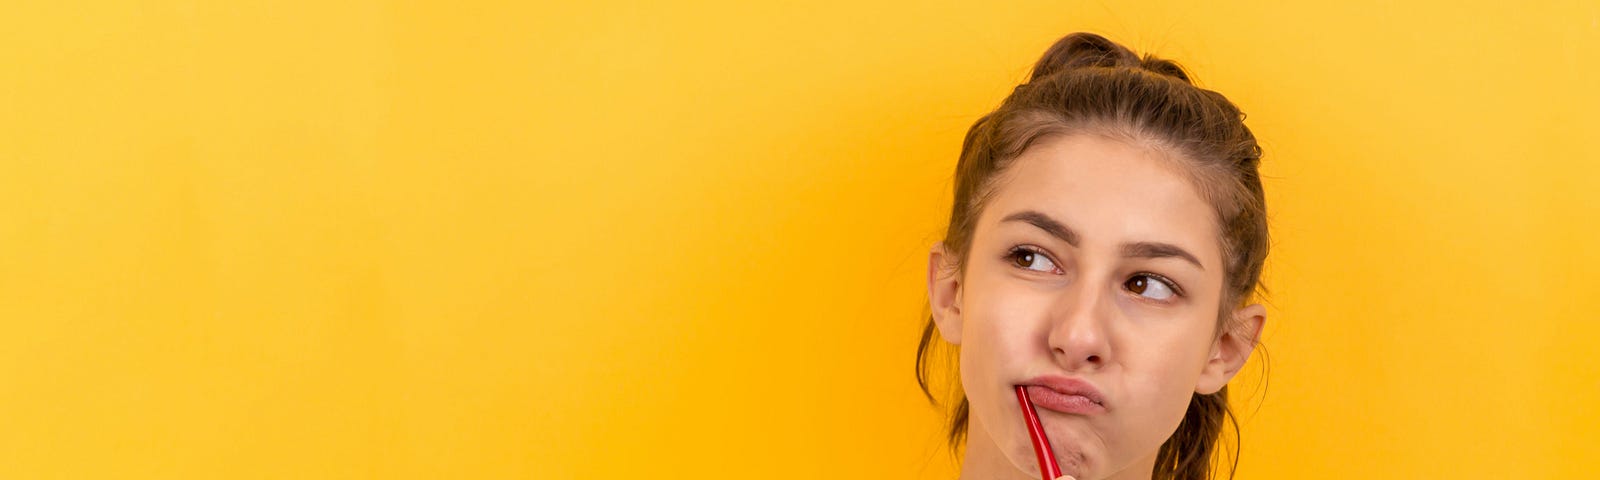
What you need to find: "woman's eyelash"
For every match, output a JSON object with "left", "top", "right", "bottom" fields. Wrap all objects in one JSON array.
[
  {"left": 1006, "top": 245, "right": 1041, "bottom": 260},
  {"left": 1004, "top": 245, "right": 1187, "bottom": 297},
  {"left": 1132, "top": 272, "right": 1185, "bottom": 297},
  {"left": 1005, "top": 245, "right": 1058, "bottom": 272}
]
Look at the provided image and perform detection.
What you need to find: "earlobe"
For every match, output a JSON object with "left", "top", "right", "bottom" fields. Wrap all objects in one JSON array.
[
  {"left": 926, "top": 243, "right": 964, "bottom": 345},
  {"left": 1195, "top": 303, "right": 1267, "bottom": 395}
]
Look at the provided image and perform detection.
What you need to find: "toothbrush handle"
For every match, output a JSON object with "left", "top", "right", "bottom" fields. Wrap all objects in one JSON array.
[{"left": 1015, "top": 385, "right": 1062, "bottom": 480}]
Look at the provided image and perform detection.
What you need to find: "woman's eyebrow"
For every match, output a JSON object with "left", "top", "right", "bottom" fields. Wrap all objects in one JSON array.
[
  {"left": 1121, "top": 242, "right": 1205, "bottom": 271},
  {"left": 1000, "top": 210, "right": 1205, "bottom": 271},
  {"left": 1002, "top": 210, "right": 1080, "bottom": 246}
]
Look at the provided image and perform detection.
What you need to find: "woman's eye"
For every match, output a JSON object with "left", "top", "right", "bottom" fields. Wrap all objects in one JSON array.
[
  {"left": 1124, "top": 274, "right": 1177, "bottom": 301},
  {"left": 1007, "top": 247, "right": 1058, "bottom": 273}
]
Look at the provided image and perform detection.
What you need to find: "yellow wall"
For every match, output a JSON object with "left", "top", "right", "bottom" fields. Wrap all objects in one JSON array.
[{"left": 3, "top": 1, "right": 1596, "bottom": 478}]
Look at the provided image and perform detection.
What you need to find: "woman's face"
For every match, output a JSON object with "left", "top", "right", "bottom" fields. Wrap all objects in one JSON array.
[{"left": 927, "top": 133, "right": 1264, "bottom": 479}]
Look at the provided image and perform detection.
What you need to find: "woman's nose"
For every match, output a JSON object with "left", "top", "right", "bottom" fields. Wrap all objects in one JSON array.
[{"left": 1047, "top": 281, "right": 1111, "bottom": 370}]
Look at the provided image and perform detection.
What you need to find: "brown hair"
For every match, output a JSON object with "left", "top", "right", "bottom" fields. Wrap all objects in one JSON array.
[{"left": 915, "top": 32, "right": 1270, "bottom": 480}]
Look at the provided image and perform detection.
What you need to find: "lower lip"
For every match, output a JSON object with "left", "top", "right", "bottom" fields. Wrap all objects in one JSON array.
[{"left": 1024, "top": 385, "right": 1106, "bottom": 415}]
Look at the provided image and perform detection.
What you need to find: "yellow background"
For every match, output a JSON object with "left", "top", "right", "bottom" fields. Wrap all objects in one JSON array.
[{"left": 3, "top": 1, "right": 1597, "bottom": 478}]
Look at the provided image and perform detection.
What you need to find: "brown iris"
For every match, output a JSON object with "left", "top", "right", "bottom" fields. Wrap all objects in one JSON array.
[
  {"left": 1012, "top": 250, "right": 1037, "bottom": 269},
  {"left": 1125, "top": 276, "right": 1151, "bottom": 294}
]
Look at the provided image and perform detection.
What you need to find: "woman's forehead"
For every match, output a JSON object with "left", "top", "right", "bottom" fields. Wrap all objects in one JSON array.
[{"left": 981, "top": 134, "right": 1222, "bottom": 259}]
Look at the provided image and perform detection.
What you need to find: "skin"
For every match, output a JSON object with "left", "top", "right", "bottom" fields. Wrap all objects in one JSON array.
[{"left": 927, "top": 133, "right": 1266, "bottom": 480}]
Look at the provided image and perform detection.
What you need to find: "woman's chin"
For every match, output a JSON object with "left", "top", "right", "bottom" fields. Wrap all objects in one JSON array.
[{"left": 1009, "top": 438, "right": 1089, "bottom": 480}]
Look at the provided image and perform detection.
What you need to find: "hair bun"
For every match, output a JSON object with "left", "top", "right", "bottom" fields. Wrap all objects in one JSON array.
[
  {"left": 1029, "top": 33, "right": 1195, "bottom": 85},
  {"left": 1029, "top": 32, "right": 1140, "bottom": 81}
]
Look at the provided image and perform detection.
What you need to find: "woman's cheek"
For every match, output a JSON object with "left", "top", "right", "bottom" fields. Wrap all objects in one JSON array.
[
  {"left": 974, "top": 289, "right": 1048, "bottom": 364},
  {"left": 956, "top": 295, "right": 1030, "bottom": 392},
  {"left": 1123, "top": 359, "right": 1200, "bottom": 442}
]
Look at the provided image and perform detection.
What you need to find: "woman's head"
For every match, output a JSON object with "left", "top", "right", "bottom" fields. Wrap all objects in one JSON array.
[{"left": 917, "top": 33, "right": 1270, "bottom": 480}]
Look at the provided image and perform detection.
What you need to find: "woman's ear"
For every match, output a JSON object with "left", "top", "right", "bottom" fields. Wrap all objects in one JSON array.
[
  {"left": 927, "top": 243, "right": 964, "bottom": 345},
  {"left": 1195, "top": 303, "right": 1266, "bottom": 395}
]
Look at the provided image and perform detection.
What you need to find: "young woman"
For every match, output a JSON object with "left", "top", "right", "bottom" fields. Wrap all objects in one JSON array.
[{"left": 917, "top": 32, "right": 1271, "bottom": 480}]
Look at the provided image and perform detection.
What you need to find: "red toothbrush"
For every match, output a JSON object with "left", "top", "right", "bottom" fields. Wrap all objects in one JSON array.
[{"left": 1015, "top": 385, "right": 1062, "bottom": 480}]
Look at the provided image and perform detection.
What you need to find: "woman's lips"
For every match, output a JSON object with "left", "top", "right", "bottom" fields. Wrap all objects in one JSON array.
[{"left": 1021, "top": 376, "right": 1107, "bottom": 415}]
